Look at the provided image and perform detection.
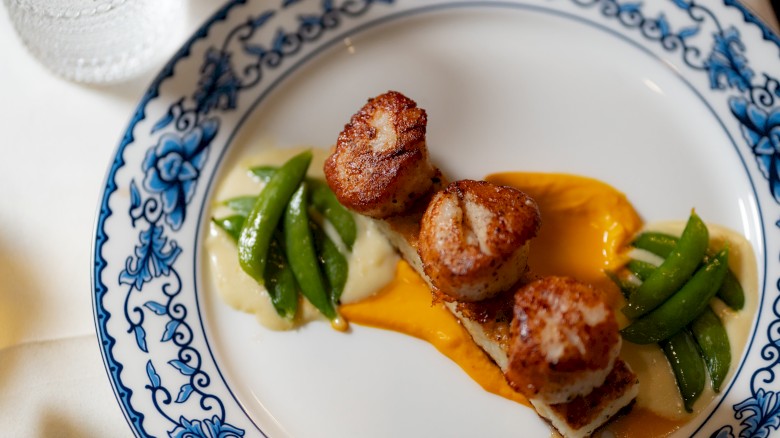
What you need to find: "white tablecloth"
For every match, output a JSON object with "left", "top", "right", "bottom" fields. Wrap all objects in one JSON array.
[{"left": 0, "top": 1, "right": 777, "bottom": 436}]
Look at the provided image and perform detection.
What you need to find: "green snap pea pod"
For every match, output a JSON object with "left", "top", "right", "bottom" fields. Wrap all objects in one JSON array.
[
  {"left": 660, "top": 329, "right": 707, "bottom": 412},
  {"left": 284, "top": 183, "right": 338, "bottom": 320},
  {"left": 310, "top": 180, "right": 357, "bottom": 250},
  {"left": 212, "top": 215, "right": 245, "bottom": 242},
  {"left": 621, "top": 247, "right": 729, "bottom": 344},
  {"left": 238, "top": 150, "right": 312, "bottom": 284},
  {"left": 623, "top": 212, "right": 709, "bottom": 319},
  {"left": 606, "top": 270, "right": 637, "bottom": 299},
  {"left": 233, "top": 190, "right": 357, "bottom": 252},
  {"left": 250, "top": 165, "right": 278, "bottom": 183},
  {"left": 626, "top": 259, "right": 657, "bottom": 282},
  {"left": 717, "top": 271, "right": 745, "bottom": 310},
  {"left": 311, "top": 222, "right": 349, "bottom": 304},
  {"left": 250, "top": 165, "right": 357, "bottom": 250},
  {"left": 220, "top": 186, "right": 356, "bottom": 250},
  {"left": 264, "top": 234, "right": 299, "bottom": 319},
  {"left": 223, "top": 195, "right": 257, "bottom": 217},
  {"left": 212, "top": 213, "right": 298, "bottom": 318},
  {"left": 632, "top": 231, "right": 678, "bottom": 258},
  {"left": 690, "top": 307, "right": 731, "bottom": 392},
  {"left": 633, "top": 231, "right": 745, "bottom": 310}
]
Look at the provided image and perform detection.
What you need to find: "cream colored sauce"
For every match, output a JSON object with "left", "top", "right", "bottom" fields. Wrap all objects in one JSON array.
[
  {"left": 204, "top": 146, "right": 398, "bottom": 330},
  {"left": 619, "top": 221, "right": 758, "bottom": 421}
]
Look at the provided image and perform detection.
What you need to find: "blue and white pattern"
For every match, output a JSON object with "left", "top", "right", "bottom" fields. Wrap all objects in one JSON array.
[{"left": 92, "top": 0, "right": 780, "bottom": 436}]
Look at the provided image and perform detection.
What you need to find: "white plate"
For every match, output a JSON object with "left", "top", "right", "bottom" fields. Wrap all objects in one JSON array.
[{"left": 92, "top": 1, "right": 780, "bottom": 436}]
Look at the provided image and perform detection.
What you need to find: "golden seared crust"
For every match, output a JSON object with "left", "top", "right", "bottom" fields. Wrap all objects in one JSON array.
[
  {"left": 445, "top": 271, "right": 537, "bottom": 371},
  {"left": 506, "top": 277, "right": 621, "bottom": 404},
  {"left": 324, "top": 91, "right": 439, "bottom": 218},
  {"left": 531, "top": 358, "right": 639, "bottom": 438},
  {"left": 451, "top": 290, "right": 515, "bottom": 358},
  {"left": 418, "top": 180, "right": 541, "bottom": 301},
  {"left": 546, "top": 359, "right": 638, "bottom": 431},
  {"left": 453, "top": 288, "right": 515, "bottom": 325}
]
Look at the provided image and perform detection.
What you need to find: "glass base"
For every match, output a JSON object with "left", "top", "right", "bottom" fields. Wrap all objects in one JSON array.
[{"left": 5, "top": 0, "right": 186, "bottom": 84}]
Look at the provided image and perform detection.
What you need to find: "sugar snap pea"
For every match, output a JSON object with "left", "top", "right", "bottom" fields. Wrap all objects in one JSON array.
[
  {"left": 214, "top": 214, "right": 298, "bottom": 318},
  {"left": 223, "top": 195, "right": 257, "bottom": 217},
  {"left": 212, "top": 215, "right": 245, "bottom": 242},
  {"left": 632, "top": 230, "right": 745, "bottom": 310},
  {"left": 626, "top": 259, "right": 657, "bottom": 282},
  {"left": 250, "top": 165, "right": 277, "bottom": 182},
  {"left": 238, "top": 150, "right": 312, "bottom": 284},
  {"left": 632, "top": 231, "right": 678, "bottom": 258},
  {"left": 312, "top": 221, "right": 349, "bottom": 304},
  {"left": 621, "top": 248, "right": 729, "bottom": 344},
  {"left": 717, "top": 271, "right": 745, "bottom": 310},
  {"left": 250, "top": 165, "right": 357, "bottom": 250},
  {"left": 623, "top": 212, "right": 709, "bottom": 319},
  {"left": 661, "top": 329, "right": 707, "bottom": 412},
  {"left": 284, "top": 183, "right": 338, "bottom": 320},
  {"left": 264, "top": 234, "right": 299, "bottom": 319},
  {"left": 690, "top": 307, "right": 731, "bottom": 392},
  {"left": 310, "top": 180, "right": 357, "bottom": 250},
  {"left": 606, "top": 270, "right": 637, "bottom": 299}
]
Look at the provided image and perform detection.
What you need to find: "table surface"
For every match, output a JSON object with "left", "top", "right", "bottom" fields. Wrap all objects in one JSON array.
[{"left": 0, "top": 0, "right": 777, "bottom": 436}]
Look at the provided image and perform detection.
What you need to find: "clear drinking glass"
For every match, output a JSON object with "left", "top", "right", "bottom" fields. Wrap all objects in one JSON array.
[{"left": 4, "top": 0, "right": 186, "bottom": 84}]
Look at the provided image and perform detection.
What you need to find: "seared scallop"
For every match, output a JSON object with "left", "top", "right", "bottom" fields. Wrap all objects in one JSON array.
[
  {"left": 418, "top": 180, "right": 541, "bottom": 302},
  {"left": 324, "top": 91, "right": 438, "bottom": 219},
  {"left": 505, "top": 276, "right": 621, "bottom": 404}
]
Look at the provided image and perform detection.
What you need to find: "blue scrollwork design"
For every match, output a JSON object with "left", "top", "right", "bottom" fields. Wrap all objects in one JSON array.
[
  {"left": 707, "top": 27, "right": 755, "bottom": 92},
  {"left": 727, "top": 283, "right": 780, "bottom": 437},
  {"left": 730, "top": 97, "right": 780, "bottom": 203},
  {"left": 145, "top": 359, "right": 244, "bottom": 438},
  {"left": 151, "top": 0, "right": 394, "bottom": 125},
  {"left": 110, "top": 0, "right": 392, "bottom": 435},
  {"left": 119, "top": 223, "right": 182, "bottom": 292},
  {"left": 168, "top": 416, "right": 245, "bottom": 438},
  {"left": 568, "top": 0, "right": 780, "bottom": 436},
  {"left": 142, "top": 117, "right": 218, "bottom": 231},
  {"left": 729, "top": 389, "right": 780, "bottom": 438},
  {"left": 571, "top": 0, "right": 711, "bottom": 70},
  {"left": 195, "top": 49, "right": 243, "bottom": 115}
]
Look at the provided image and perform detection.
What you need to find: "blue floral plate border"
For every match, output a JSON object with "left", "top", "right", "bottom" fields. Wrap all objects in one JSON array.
[{"left": 92, "top": 1, "right": 780, "bottom": 436}]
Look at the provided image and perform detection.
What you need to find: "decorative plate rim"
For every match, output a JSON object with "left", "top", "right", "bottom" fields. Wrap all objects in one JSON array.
[{"left": 91, "top": 1, "right": 780, "bottom": 437}]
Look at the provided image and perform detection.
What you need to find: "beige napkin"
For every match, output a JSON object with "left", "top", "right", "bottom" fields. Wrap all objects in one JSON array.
[{"left": 0, "top": 336, "right": 132, "bottom": 437}]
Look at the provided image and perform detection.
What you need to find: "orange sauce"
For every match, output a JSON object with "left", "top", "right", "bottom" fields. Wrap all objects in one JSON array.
[
  {"left": 487, "top": 172, "right": 641, "bottom": 307},
  {"left": 341, "top": 172, "right": 688, "bottom": 436},
  {"left": 341, "top": 261, "right": 530, "bottom": 407}
]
